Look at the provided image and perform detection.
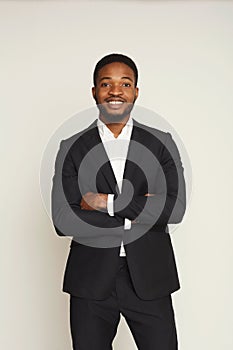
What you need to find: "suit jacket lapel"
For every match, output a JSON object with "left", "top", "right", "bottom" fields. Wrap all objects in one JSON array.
[
  {"left": 83, "top": 119, "right": 120, "bottom": 194},
  {"left": 122, "top": 119, "right": 145, "bottom": 192}
]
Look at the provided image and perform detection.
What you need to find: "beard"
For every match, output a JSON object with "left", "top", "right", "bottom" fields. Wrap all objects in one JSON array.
[{"left": 95, "top": 100, "right": 136, "bottom": 123}]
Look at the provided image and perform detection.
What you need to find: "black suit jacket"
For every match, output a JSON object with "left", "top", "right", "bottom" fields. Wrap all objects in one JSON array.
[{"left": 52, "top": 118, "right": 186, "bottom": 300}]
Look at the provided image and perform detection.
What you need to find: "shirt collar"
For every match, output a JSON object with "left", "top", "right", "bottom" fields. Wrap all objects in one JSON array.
[{"left": 97, "top": 115, "right": 133, "bottom": 137}]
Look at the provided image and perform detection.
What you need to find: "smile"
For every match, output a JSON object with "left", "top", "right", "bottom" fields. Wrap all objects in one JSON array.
[{"left": 108, "top": 101, "right": 124, "bottom": 105}]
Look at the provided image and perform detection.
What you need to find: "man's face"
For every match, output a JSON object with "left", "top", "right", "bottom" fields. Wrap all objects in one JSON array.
[{"left": 92, "top": 62, "right": 139, "bottom": 123}]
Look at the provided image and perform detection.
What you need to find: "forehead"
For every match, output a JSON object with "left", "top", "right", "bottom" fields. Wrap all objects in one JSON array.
[{"left": 97, "top": 62, "right": 135, "bottom": 80}]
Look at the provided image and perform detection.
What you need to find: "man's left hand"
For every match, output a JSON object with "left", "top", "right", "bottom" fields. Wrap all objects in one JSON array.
[{"left": 80, "top": 192, "right": 108, "bottom": 211}]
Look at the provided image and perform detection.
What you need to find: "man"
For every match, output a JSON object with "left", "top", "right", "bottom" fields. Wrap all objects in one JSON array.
[{"left": 52, "top": 53, "right": 186, "bottom": 349}]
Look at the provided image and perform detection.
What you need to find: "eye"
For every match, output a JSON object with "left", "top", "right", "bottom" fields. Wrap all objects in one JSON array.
[
  {"left": 101, "top": 82, "right": 110, "bottom": 87},
  {"left": 122, "top": 83, "right": 131, "bottom": 87}
]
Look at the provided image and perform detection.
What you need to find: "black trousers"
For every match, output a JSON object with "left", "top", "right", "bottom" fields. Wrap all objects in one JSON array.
[{"left": 70, "top": 257, "right": 178, "bottom": 350}]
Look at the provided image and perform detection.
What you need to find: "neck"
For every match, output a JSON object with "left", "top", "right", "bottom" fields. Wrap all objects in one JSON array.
[{"left": 99, "top": 115, "right": 130, "bottom": 137}]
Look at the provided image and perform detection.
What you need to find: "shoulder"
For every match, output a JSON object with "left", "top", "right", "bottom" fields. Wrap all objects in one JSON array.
[
  {"left": 133, "top": 118, "right": 170, "bottom": 144},
  {"left": 61, "top": 119, "right": 98, "bottom": 150},
  {"left": 132, "top": 119, "right": 180, "bottom": 159}
]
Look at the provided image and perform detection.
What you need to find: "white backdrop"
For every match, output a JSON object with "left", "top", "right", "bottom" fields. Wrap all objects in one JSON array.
[{"left": 1, "top": 1, "right": 233, "bottom": 349}]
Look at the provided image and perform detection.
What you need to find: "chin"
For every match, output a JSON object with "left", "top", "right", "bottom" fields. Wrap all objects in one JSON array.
[
  {"left": 97, "top": 103, "right": 134, "bottom": 123},
  {"left": 102, "top": 113, "right": 127, "bottom": 123}
]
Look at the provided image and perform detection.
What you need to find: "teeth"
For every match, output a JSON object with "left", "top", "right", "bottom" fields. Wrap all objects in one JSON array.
[{"left": 108, "top": 101, "right": 123, "bottom": 104}]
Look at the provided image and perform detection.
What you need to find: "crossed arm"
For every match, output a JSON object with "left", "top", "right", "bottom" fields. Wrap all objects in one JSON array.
[
  {"left": 52, "top": 132, "right": 186, "bottom": 237},
  {"left": 80, "top": 192, "right": 154, "bottom": 224},
  {"left": 79, "top": 132, "right": 186, "bottom": 226}
]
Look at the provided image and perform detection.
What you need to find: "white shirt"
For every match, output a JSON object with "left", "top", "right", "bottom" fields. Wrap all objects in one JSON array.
[{"left": 97, "top": 116, "right": 133, "bottom": 256}]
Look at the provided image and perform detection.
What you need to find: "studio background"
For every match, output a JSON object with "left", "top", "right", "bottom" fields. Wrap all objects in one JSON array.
[{"left": 1, "top": 1, "right": 233, "bottom": 349}]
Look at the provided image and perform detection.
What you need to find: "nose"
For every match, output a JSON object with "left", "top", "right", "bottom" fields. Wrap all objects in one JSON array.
[{"left": 109, "top": 84, "right": 123, "bottom": 96}]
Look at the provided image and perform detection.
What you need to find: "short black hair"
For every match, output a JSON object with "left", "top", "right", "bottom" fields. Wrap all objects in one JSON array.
[{"left": 93, "top": 53, "right": 138, "bottom": 87}]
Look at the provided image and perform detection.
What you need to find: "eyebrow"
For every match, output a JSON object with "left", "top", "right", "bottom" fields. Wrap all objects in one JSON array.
[{"left": 99, "top": 76, "right": 134, "bottom": 83}]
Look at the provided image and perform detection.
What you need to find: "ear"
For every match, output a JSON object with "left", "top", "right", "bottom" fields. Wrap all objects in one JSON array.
[
  {"left": 135, "top": 87, "right": 139, "bottom": 100},
  {"left": 92, "top": 86, "right": 96, "bottom": 99}
]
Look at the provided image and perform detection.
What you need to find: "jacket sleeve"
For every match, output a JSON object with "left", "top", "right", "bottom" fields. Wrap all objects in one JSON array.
[
  {"left": 113, "top": 133, "right": 186, "bottom": 226},
  {"left": 51, "top": 140, "right": 124, "bottom": 239}
]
